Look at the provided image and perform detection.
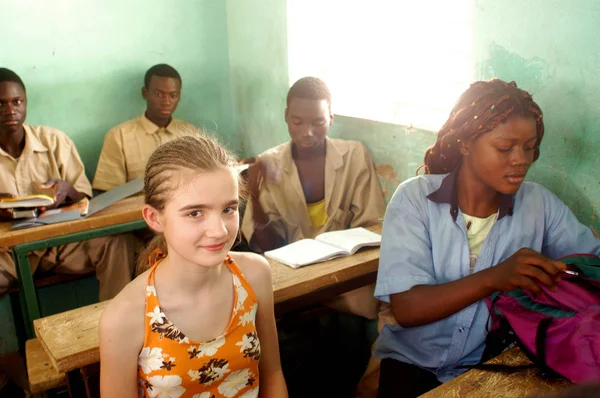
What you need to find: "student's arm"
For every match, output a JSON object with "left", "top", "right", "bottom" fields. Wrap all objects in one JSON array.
[
  {"left": 235, "top": 253, "right": 288, "bottom": 398},
  {"left": 349, "top": 143, "right": 386, "bottom": 228},
  {"left": 243, "top": 162, "right": 286, "bottom": 252},
  {"left": 41, "top": 136, "right": 91, "bottom": 208},
  {"left": 390, "top": 248, "right": 565, "bottom": 327},
  {"left": 40, "top": 178, "right": 86, "bottom": 209},
  {"left": 99, "top": 286, "right": 145, "bottom": 398},
  {"left": 377, "top": 199, "right": 565, "bottom": 329},
  {"left": 93, "top": 129, "right": 127, "bottom": 192},
  {"left": 540, "top": 185, "right": 600, "bottom": 258}
]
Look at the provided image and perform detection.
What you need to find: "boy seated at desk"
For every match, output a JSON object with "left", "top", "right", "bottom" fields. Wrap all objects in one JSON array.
[
  {"left": 242, "top": 76, "right": 386, "bottom": 319},
  {"left": 93, "top": 63, "right": 201, "bottom": 191},
  {"left": 0, "top": 67, "right": 137, "bottom": 301}
]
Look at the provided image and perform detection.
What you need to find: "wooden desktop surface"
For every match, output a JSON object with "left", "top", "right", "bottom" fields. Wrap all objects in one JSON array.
[
  {"left": 0, "top": 195, "right": 145, "bottom": 248},
  {"left": 420, "top": 346, "right": 571, "bottom": 398}
]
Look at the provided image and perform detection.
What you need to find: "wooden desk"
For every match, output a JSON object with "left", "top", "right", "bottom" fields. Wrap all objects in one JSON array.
[
  {"left": 34, "top": 240, "right": 381, "bottom": 374},
  {"left": 2, "top": 194, "right": 146, "bottom": 337},
  {"left": 0, "top": 195, "right": 144, "bottom": 248},
  {"left": 420, "top": 347, "right": 571, "bottom": 398}
]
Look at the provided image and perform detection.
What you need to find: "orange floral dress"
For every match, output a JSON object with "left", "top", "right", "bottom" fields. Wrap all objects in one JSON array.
[{"left": 137, "top": 255, "right": 260, "bottom": 398}]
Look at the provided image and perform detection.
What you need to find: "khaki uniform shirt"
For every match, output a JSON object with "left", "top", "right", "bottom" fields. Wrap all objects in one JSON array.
[
  {"left": 0, "top": 125, "right": 92, "bottom": 197},
  {"left": 242, "top": 137, "right": 386, "bottom": 252},
  {"left": 92, "top": 114, "right": 200, "bottom": 190}
]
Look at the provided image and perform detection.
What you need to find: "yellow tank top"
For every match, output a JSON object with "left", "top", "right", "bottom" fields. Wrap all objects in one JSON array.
[
  {"left": 138, "top": 254, "right": 260, "bottom": 397},
  {"left": 307, "top": 199, "right": 328, "bottom": 229}
]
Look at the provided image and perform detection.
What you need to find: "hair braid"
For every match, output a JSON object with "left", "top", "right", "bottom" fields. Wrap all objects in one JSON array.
[{"left": 422, "top": 79, "right": 544, "bottom": 174}]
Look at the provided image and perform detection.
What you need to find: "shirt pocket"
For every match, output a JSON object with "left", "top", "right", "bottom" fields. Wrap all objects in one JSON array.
[{"left": 325, "top": 207, "right": 353, "bottom": 231}]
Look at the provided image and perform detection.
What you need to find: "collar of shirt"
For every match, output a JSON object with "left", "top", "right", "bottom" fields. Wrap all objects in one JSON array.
[
  {"left": 0, "top": 125, "right": 48, "bottom": 160},
  {"left": 273, "top": 137, "right": 347, "bottom": 175},
  {"left": 140, "top": 113, "right": 175, "bottom": 135},
  {"left": 426, "top": 169, "right": 514, "bottom": 221}
]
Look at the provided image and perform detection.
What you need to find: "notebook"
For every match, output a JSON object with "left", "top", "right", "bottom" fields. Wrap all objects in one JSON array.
[
  {"left": 8, "top": 208, "right": 38, "bottom": 219},
  {"left": 264, "top": 227, "right": 381, "bottom": 268},
  {"left": 0, "top": 194, "right": 53, "bottom": 209},
  {"left": 11, "top": 178, "right": 144, "bottom": 230},
  {"left": 38, "top": 197, "right": 90, "bottom": 218}
]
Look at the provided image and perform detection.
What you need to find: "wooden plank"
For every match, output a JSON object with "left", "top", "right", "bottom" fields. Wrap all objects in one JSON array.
[
  {"left": 34, "top": 302, "right": 108, "bottom": 374},
  {"left": 26, "top": 338, "right": 67, "bottom": 394},
  {"left": 34, "top": 225, "right": 382, "bottom": 373},
  {"left": 0, "top": 195, "right": 144, "bottom": 248},
  {"left": 420, "top": 347, "right": 571, "bottom": 398}
]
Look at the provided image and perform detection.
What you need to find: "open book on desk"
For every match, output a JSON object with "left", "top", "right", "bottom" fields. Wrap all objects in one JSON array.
[{"left": 264, "top": 227, "right": 381, "bottom": 268}]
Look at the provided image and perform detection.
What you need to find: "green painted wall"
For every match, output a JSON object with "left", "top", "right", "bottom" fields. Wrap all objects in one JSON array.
[
  {"left": 473, "top": 0, "right": 600, "bottom": 233},
  {"left": 229, "top": 0, "right": 600, "bottom": 234},
  {"left": 0, "top": 0, "right": 236, "bottom": 180},
  {"left": 0, "top": 0, "right": 236, "bottom": 355},
  {"left": 226, "top": 0, "right": 290, "bottom": 157}
]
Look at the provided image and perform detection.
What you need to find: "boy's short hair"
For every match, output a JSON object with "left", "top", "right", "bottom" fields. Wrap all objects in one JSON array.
[
  {"left": 286, "top": 77, "right": 331, "bottom": 108},
  {"left": 144, "top": 64, "right": 181, "bottom": 88},
  {"left": 0, "top": 68, "right": 26, "bottom": 92}
]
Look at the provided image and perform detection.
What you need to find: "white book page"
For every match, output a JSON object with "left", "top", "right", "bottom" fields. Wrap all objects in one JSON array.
[
  {"left": 315, "top": 227, "right": 381, "bottom": 254},
  {"left": 264, "top": 239, "right": 348, "bottom": 268}
]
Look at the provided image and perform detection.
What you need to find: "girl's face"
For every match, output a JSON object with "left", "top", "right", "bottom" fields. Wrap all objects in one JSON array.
[
  {"left": 462, "top": 115, "right": 538, "bottom": 195},
  {"left": 147, "top": 167, "right": 240, "bottom": 268}
]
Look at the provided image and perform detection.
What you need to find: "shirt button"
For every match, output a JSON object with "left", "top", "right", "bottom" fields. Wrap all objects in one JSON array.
[{"left": 459, "top": 327, "right": 464, "bottom": 333}]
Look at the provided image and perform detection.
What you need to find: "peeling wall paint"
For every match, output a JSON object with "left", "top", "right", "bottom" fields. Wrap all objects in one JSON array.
[{"left": 473, "top": 0, "right": 600, "bottom": 232}]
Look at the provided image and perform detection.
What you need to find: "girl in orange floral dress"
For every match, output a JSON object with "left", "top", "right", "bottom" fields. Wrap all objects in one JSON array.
[{"left": 99, "top": 135, "right": 288, "bottom": 398}]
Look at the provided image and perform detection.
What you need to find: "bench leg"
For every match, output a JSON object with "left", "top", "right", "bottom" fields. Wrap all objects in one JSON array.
[{"left": 13, "top": 250, "right": 40, "bottom": 338}]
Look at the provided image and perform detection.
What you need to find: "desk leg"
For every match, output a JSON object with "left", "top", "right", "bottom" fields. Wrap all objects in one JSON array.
[
  {"left": 13, "top": 250, "right": 40, "bottom": 338},
  {"left": 67, "top": 369, "right": 87, "bottom": 398}
]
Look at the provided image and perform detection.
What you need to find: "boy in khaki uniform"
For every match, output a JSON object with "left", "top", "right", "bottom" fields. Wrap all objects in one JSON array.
[
  {"left": 0, "top": 68, "right": 136, "bottom": 301},
  {"left": 93, "top": 64, "right": 200, "bottom": 191},
  {"left": 242, "top": 76, "right": 386, "bottom": 319},
  {"left": 243, "top": 77, "right": 386, "bottom": 395}
]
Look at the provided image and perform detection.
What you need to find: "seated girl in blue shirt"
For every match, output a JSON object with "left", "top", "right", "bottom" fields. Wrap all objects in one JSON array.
[{"left": 374, "top": 79, "right": 600, "bottom": 397}]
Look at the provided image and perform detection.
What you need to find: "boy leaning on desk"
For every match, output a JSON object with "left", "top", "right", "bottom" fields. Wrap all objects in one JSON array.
[{"left": 0, "top": 68, "right": 137, "bottom": 302}]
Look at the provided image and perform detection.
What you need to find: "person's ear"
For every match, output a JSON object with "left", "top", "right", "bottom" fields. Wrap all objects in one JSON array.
[
  {"left": 142, "top": 204, "right": 164, "bottom": 233},
  {"left": 459, "top": 138, "right": 472, "bottom": 156}
]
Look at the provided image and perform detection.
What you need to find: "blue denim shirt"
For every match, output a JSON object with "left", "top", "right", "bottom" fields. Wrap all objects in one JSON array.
[{"left": 374, "top": 172, "right": 600, "bottom": 382}]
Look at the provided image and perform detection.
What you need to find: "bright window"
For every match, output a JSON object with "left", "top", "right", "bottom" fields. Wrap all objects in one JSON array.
[{"left": 287, "top": 0, "right": 474, "bottom": 132}]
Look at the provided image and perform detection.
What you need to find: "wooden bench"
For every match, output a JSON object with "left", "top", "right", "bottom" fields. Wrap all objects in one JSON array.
[
  {"left": 420, "top": 347, "right": 571, "bottom": 398},
  {"left": 25, "top": 338, "right": 66, "bottom": 394}
]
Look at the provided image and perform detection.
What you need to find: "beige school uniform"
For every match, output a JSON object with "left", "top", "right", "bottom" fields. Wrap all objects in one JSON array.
[
  {"left": 0, "top": 125, "right": 136, "bottom": 300},
  {"left": 242, "top": 137, "right": 386, "bottom": 319},
  {"left": 92, "top": 114, "right": 200, "bottom": 191}
]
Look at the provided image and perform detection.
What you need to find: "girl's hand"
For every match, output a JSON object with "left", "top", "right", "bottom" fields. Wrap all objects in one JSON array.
[{"left": 487, "top": 248, "right": 567, "bottom": 295}]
